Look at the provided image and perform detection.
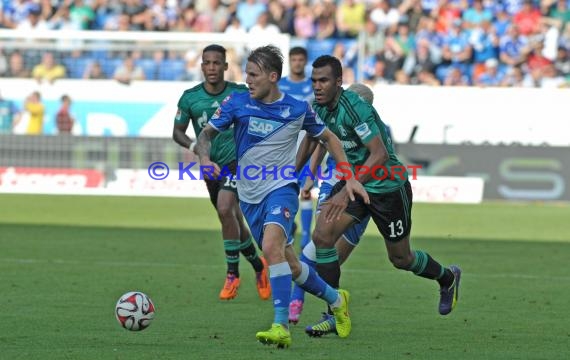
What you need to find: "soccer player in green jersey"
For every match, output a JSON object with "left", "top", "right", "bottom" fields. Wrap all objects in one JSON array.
[
  {"left": 172, "top": 44, "right": 271, "bottom": 301},
  {"left": 304, "top": 55, "right": 462, "bottom": 336},
  {"left": 287, "top": 83, "right": 376, "bottom": 326}
]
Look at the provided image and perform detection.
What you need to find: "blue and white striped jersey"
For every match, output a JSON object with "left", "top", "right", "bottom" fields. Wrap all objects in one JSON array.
[{"left": 209, "top": 91, "right": 325, "bottom": 204}]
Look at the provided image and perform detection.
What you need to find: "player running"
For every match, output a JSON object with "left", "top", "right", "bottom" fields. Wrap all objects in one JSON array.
[
  {"left": 172, "top": 44, "right": 270, "bottom": 301},
  {"left": 303, "top": 56, "right": 462, "bottom": 336},
  {"left": 278, "top": 46, "right": 318, "bottom": 323},
  {"left": 195, "top": 45, "right": 368, "bottom": 348}
]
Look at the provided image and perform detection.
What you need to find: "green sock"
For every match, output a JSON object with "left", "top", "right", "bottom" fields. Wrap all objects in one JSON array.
[
  {"left": 409, "top": 250, "right": 454, "bottom": 287},
  {"left": 239, "top": 236, "right": 263, "bottom": 272},
  {"left": 224, "top": 239, "right": 241, "bottom": 277},
  {"left": 316, "top": 248, "right": 340, "bottom": 289}
]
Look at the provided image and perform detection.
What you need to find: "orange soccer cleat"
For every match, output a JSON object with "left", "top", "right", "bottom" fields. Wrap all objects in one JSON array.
[
  {"left": 219, "top": 273, "right": 240, "bottom": 300},
  {"left": 256, "top": 257, "right": 271, "bottom": 300}
]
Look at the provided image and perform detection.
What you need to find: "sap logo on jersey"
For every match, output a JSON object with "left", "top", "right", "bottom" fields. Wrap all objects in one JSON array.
[{"left": 248, "top": 117, "right": 282, "bottom": 137}]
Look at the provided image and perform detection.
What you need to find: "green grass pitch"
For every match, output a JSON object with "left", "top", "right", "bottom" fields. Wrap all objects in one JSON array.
[{"left": 1, "top": 194, "right": 569, "bottom": 359}]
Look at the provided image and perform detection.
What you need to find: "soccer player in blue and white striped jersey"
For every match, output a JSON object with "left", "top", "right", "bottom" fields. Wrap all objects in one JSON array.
[{"left": 195, "top": 45, "right": 369, "bottom": 348}]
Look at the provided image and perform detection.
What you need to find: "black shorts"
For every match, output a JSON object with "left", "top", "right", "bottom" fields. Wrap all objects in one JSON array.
[
  {"left": 329, "top": 180, "right": 413, "bottom": 242},
  {"left": 204, "top": 161, "right": 238, "bottom": 207}
]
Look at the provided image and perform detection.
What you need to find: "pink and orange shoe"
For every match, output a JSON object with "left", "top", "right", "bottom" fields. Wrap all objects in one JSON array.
[{"left": 288, "top": 299, "right": 304, "bottom": 324}]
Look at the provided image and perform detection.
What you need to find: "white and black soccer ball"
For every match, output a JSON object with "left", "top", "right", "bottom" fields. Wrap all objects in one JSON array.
[{"left": 115, "top": 291, "right": 155, "bottom": 331}]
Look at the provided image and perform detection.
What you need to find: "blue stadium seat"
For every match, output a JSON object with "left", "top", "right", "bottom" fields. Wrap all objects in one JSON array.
[
  {"left": 89, "top": 43, "right": 111, "bottom": 61},
  {"left": 101, "top": 58, "right": 123, "bottom": 78},
  {"left": 157, "top": 59, "right": 185, "bottom": 81},
  {"left": 339, "top": 39, "right": 358, "bottom": 49},
  {"left": 306, "top": 39, "right": 336, "bottom": 63},
  {"left": 289, "top": 39, "right": 308, "bottom": 50},
  {"left": 435, "top": 65, "right": 450, "bottom": 83},
  {"left": 137, "top": 59, "right": 158, "bottom": 80},
  {"left": 466, "top": 63, "right": 475, "bottom": 84},
  {"left": 63, "top": 57, "right": 89, "bottom": 79}
]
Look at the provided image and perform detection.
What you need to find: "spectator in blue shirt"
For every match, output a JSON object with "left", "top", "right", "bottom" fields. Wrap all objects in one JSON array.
[
  {"left": 493, "top": 4, "right": 512, "bottom": 37},
  {"left": 470, "top": 19, "right": 500, "bottom": 80},
  {"left": 236, "top": 0, "right": 267, "bottom": 31},
  {"left": 462, "top": 0, "right": 493, "bottom": 28},
  {"left": 475, "top": 58, "right": 505, "bottom": 86},
  {"left": 499, "top": 24, "right": 531, "bottom": 68}
]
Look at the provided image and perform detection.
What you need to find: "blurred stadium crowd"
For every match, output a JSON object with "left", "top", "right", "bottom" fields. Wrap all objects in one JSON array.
[{"left": 0, "top": 0, "right": 569, "bottom": 87}]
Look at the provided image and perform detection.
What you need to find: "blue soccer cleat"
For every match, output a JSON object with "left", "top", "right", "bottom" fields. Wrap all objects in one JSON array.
[
  {"left": 439, "top": 265, "right": 462, "bottom": 315},
  {"left": 305, "top": 313, "right": 337, "bottom": 337}
]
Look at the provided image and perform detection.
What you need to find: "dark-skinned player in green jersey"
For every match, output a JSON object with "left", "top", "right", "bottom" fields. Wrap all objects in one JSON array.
[
  {"left": 302, "top": 55, "right": 461, "bottom": 336},
  {"left": 172, "top": 44, "right": 270, "bottom": 301}
]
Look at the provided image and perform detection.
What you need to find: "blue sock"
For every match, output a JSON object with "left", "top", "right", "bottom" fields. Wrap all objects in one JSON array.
[
  {"left": 294, "top": 262, "right": 338, "bottom": 305},
  {"left": 290, "top": 283, "right": 305, "bottom": 303},
  {"left": 300, "top": 200, "right": 313, "bottom": 249},
  {"left": 300, "top": 249, "right": 316, "bottom": 267},
  {"left": 290, "top": 252, "right": 314, "bottom": 302},
  {"left": 269, "top": 262, "right": 292, "bottom": 325}
]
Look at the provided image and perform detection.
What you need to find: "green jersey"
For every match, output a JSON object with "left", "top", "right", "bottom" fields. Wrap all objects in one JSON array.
[
  {"left": 176, "top": 82, "right": 248, "bottom": 166},
  {"left": 313, "top": 89, "right": 407, "bottom": 193}
]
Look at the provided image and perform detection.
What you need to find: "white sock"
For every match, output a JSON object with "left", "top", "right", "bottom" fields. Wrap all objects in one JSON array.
[{"left": 331, "top": 292, "right": 342, "bottom": 309}]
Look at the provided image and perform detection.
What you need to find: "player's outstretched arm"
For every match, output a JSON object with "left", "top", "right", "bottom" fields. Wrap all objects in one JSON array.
[
  {"left": 195, "top": 124, "right": 221, "bottom": 178},
  {"left": 318, "top": 129, "right": 369, "bottom": 222}
]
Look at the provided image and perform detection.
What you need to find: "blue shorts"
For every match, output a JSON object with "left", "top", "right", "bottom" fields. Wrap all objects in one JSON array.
[
  {"left": 240, "top": 183, "right": 298, "bottom": 250},
  {"left": 317, "top": 180, "right": 369, "bottom": 246}
]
